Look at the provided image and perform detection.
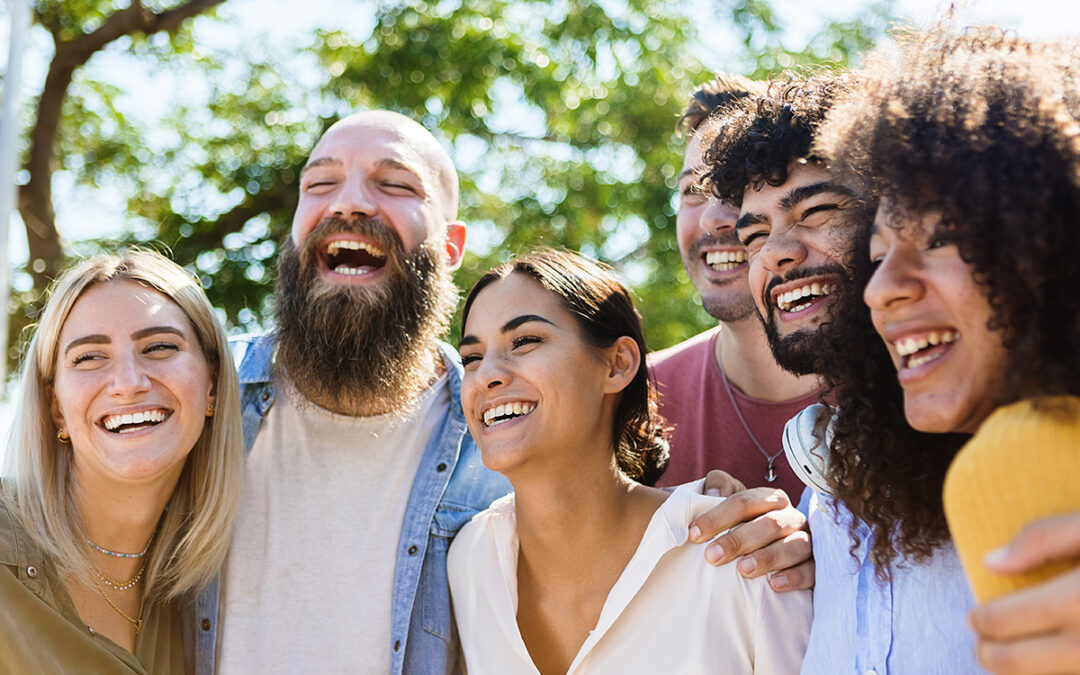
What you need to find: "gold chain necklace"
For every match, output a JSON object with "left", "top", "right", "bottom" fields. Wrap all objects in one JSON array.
[
  {"left": 92, "top": 577, "right": 145, "bottom": 636},
  {"left": 93, "top": 558, "right": 147, "bottom": 591}
]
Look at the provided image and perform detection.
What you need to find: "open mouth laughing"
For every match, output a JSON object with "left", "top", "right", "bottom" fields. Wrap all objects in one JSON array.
[
  {"left": 704, "top": 249, "right": 747, "bottom": 272},
  {"left": 100, "top": 408, "right": 171, "bottom": 434},
  {"left": 481, "top": 401, "right": 536, "bottom": 428},
  {"left": 772, "top": 280, "right": 839, "bottom": 314},
  {"left": 894, "top": 329, "right": 960, "bottom": 370},
  {"left": 322, "top": 237, "right": 388, "bottom": 277}
]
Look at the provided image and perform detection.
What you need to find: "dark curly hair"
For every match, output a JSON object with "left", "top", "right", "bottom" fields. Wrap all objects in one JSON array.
[
  {"left": 678, "top": 73, "right": 765, "bottom": 135},
  {"left": 814, "top": 26, "right": 1080, "bottom": 574},
  {"left": 700, "top": 73, "right": 852, "bottom": 206},
  {"left": 460, "top": 248, "right": 670, "bottom": 486}
]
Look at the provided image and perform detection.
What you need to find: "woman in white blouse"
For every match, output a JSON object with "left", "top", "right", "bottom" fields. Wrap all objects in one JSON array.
[{"left": 450, "top": 248, "right": 811, "bottom": 674}]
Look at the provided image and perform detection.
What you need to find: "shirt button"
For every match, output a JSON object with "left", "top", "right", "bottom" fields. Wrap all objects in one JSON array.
[
  {"left": 407, "top": 545, "right": 418, "bottom": 556},
  {"left": 261, "top": 391, "right": 271, "bottom": 402},
  {"left": 865, "top": 670, "right": 879, "bottom": 675},
  {"left": 201, "top": 619, "right": 213, "bottom": 631},
  {"left": 436, "top": 463, "right": 447, "bottom": 472},
  {"left": 26, "top": 566, "right": 38, "bottom": 578},
  {"left": 393, "top": 640, "right": 401, "bottom": 652}
]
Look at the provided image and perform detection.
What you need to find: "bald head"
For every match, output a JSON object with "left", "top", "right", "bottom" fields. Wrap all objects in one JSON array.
[{"left": 312, "top": 111, "right": 460, "bottom": 221}]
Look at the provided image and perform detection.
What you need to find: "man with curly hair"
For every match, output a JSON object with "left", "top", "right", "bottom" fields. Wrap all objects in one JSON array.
[
  {"left": 651, "top": 74, "right": 821, "bottom": 511},
  {"left": 701, "top": 74, "right": 987, "bottom": 673}
]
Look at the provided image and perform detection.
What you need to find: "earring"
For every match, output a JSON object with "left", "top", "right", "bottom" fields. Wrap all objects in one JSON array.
[
  {"left": 206, "top": 402, "right": 215, "bottom": 415},
  {"left": 56, "top": 429, "right": 70, "bottom": 444}
]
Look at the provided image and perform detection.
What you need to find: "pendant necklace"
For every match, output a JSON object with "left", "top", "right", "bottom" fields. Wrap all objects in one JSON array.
[{"left": 720, "top": 367, "right": 784, "bottom": 483}]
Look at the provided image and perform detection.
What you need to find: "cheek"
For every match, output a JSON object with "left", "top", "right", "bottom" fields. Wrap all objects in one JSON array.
[
  {"left": 747, "top": 261, "right": 769, "bottom": 308},
  {"left": 675, "top": 207, "right": 700, "bottom": 247}
]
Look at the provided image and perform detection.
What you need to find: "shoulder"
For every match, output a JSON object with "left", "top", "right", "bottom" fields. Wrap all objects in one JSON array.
[
  {"left": 230, "top": 331, "right": 276, "bottom": 383},
  {"left": 448, "top": 494, "right": 515, "bottom": 579},
  {"left": 648, "top": 328, "right": 718, "bottom": 372}
]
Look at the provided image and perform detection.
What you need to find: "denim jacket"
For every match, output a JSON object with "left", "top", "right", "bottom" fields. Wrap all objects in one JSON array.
[{"left": 193, "top": 333, "right": 511, "bottom": 675}]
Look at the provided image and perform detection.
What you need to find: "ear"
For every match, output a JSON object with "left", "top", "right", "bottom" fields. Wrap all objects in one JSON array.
[
  {"left": 49, "top": 385, "right": 66, "bottom": 431},
  {"left": 602, "top": 336, "right": 641, "bottom": 395},
  {"left": 445, "top": 221, "right": 467, "bottom": 271},
  {"left": 205, "top": 379, "right": 217, "bottom": 419}
]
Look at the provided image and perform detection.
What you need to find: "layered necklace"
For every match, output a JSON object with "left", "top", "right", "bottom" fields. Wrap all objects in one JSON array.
[
  {"left": 86, "top": 529, "right": 156, "bottom": 636},
  {"left": 719, "top": 367, "right": 784, "bottom": 483}
]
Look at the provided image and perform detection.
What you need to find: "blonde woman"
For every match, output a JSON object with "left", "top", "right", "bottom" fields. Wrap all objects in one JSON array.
[{"left": 0, "top": 250, "right": 243, "bottom": 672}]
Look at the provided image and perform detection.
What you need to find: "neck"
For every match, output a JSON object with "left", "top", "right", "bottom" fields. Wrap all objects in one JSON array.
[
  {"left": 510, "top": 456, "right": 666, "bottom": 585},
  {"left": 75, "top": 474, "right": 174, "bottom": 562},
  {"left": 715, "top": 317, "right": 820, "bottom": 401}
]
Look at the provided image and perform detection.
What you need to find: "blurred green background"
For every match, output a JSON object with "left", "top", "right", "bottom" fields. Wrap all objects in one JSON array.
[{"left": 4, "top": 0, "right": 902, "bottom": 370}]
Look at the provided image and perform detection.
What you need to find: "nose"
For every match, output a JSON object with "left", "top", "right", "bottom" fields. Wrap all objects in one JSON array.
[
  {"left": 699, "top": 198, "right": 737, "bottom": 235},
  {"left": 329, "top": 175, "right": 377, "bottom": 220},
  {"left": 108, "top": 353, "right": 152, "bottom": 399},
  {"left": 474, "top": 353, "right": 511, "bottom": 391},
  {"left": 758, "top": 228, "right": 808, "bottom": 274},
  {"left": 864, "top": 249, "right": 924, "bottom": 312}
]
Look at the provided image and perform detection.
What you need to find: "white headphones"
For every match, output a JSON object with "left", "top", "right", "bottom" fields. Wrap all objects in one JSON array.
[{"left": 782, "top": 403, "right": 834, "bottom": 495}]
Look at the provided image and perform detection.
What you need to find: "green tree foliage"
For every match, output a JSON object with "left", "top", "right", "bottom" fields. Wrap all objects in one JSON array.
[{"left": 12, "top": 0, "right": 892, "bottom": 368}]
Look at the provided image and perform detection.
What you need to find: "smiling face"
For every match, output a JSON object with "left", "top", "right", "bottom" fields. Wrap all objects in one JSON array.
[
  {"left": 736, "top": 160, "right": 862, "bottom": 374},
  {"left": 676, "top": 135, "right": 755, "bottom": 322},
  {"left": 50, "top": 280, "right": 215, "bottom": 489},
  {"left": 865, "top": 205, "right": 1008, "bottom": 434},
  {"left": 291, "top": 111, "right": 465, "bottom": 287},
  {"left": 458, "top": 273, "right": 625, "bottom": 477}
]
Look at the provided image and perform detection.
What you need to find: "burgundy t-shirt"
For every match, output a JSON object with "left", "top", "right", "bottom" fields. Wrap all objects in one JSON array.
[{"left": 648, "top": 328, "right": 821, "bottom": 502}]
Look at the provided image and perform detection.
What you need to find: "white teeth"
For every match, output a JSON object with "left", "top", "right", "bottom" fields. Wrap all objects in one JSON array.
[
  {"left": 775, "top": 282, "right": 835, "bottom": 311},
  {"left": 326, "top": 239, "right": 386, "bottom": 258},
  {"left": 705, "top": 250, "right": 746, "bottom": 270},
  {"left": 894, "top": 330, "right": 959, "bottom": 358},
  {"left": 103, "top": 409, "right": 167, "bottom": 432},
  {"left": 482, "top": 402, "right": 536, "bottom": 427}
]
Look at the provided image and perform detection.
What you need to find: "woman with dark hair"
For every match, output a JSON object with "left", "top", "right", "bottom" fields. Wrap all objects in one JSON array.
[
  {"left": 815, "top": 26, "right": 1080, "bottom": 674},
  {"left": 448, "top": 248, "right": 811, "bottom": 674}
]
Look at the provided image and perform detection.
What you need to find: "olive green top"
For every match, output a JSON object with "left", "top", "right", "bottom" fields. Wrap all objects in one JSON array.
[{"left": 0, "top": 498, "right": 186, "bottom": 673}]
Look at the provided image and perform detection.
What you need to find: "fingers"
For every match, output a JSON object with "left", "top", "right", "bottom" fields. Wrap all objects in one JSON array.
[
  {"left": 970, "top": 566, "right": 1080, "bottom": 641},
  {"left": 702, "top": 469, "right": 747, "bottom": 498},
  {"left": 768, "top": 558, "right": 815, "bottom": 593},
  {"left": 976, "top": 631, "right": 1080, "bottom": 675},
  {"left": 688, "top": 486, "right": 792, "bottom": 544},
  {"left": 985, "top": 511, "right": 1080, "bottom": 575},
  {"left": 731, "top": 528, "right": 812, "bottom": 580},
  {"left": 703, "top": 503, "right": 808, "bottom": 567}
]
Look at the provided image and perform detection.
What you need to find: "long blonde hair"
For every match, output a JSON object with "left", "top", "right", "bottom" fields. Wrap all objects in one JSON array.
[{"left": 1, "top": 249, "right": 243, "bottom": 601}]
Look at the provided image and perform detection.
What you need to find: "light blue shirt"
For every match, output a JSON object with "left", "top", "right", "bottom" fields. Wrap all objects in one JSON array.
[
  {"left": 192, "top": 334, "right": 511, "bottom": 675},
  {"left": 803, "top": 491, "right": 989, "bottom": 675}
]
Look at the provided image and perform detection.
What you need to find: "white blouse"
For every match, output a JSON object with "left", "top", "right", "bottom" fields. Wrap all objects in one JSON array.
[{"left": 448, "top": 480, "right": 813, "bottom": 674}]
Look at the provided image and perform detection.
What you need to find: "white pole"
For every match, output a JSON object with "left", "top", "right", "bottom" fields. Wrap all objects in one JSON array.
[{"left": 0, "top": 0, "right": 31, "bottom": 391}]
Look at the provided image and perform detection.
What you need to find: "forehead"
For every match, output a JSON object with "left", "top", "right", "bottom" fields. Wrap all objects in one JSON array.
[
  {"left": 681, "top": 134, "right": 705, "bottom": 175},
  {"left": 309, "top": 123, "right": 433, "bottom": 176},
  {"left": 61, "top": 280, "right": 186, "bottom": 335},
  {"left": 467, "top": 274, "right": 564, "bottom": 326},
  {"left": 741, "top": 161, "right": 833, "bottom": 212}
]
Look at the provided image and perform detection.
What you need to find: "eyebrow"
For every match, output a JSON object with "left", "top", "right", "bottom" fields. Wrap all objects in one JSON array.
[
  {"left": 778, "top": 181, "right": 855, "bottom": 211},
  {"left": 300, "top": 156, "right": 341, "bottom": 175},
  {"left": 64, "top": 326, "right": 187, "bottom": 357},
  {"left": 736, "top": 181, "right": 856, "bottom": 232},
  {"left": 458, "top": 314, "right": 555, "bottom": 348}
]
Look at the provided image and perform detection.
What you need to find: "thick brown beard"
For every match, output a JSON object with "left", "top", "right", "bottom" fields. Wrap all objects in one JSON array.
[{"left": 275, "top": 216, "right": 459, "bottom": 417}]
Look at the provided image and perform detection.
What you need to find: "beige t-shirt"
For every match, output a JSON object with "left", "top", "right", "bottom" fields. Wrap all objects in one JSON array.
[
  {"left": 217, "top": 377, "right": 447, "bottom": 674},
  {"left": 448, "top": 480, "right": 813, "bottom": 674}
]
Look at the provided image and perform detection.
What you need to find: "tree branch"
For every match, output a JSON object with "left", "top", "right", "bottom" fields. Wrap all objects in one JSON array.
[{"left": 19, "top": 0, "right": 227, "bottom": 289}]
